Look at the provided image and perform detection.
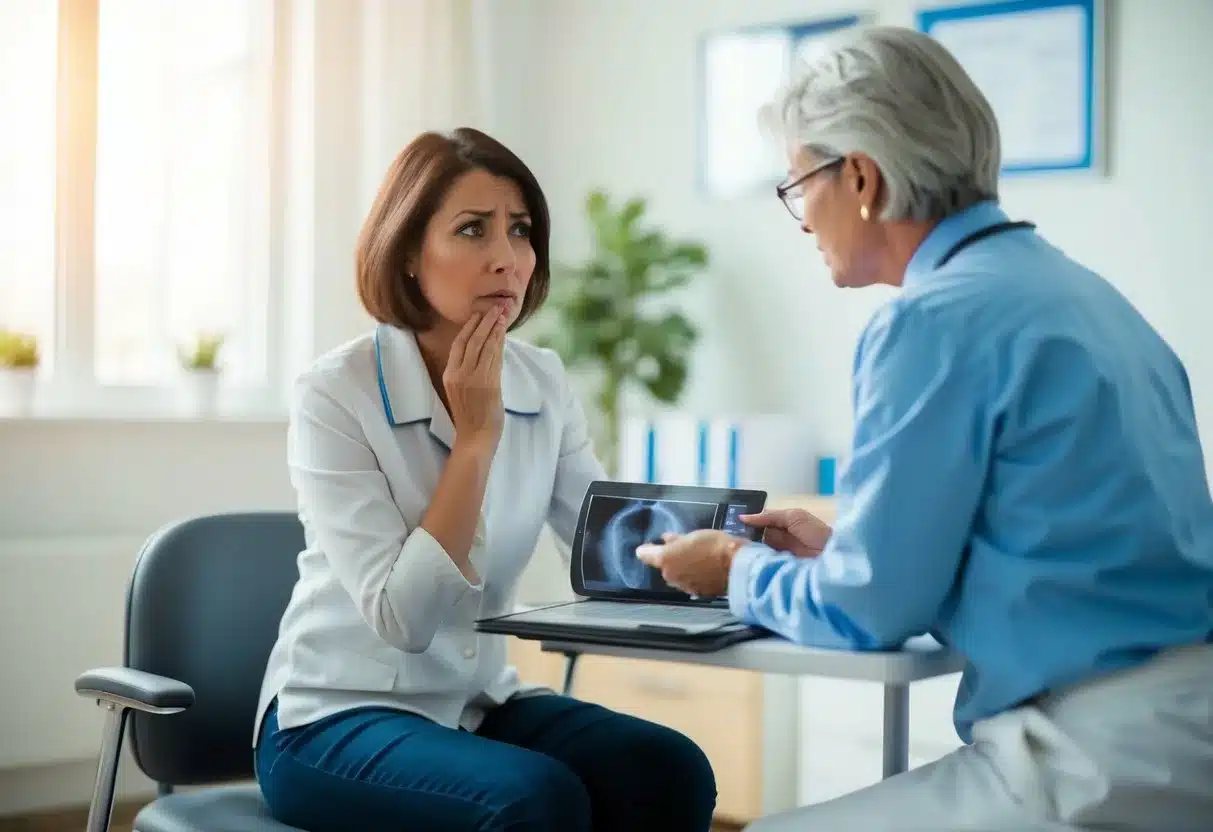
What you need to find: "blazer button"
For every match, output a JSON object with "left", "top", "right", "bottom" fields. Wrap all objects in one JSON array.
[{"left": 462, "top": 645, "right": 477, "bottom": 659}]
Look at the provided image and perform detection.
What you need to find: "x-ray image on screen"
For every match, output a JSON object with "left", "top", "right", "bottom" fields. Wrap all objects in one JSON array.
[{"left": 580, "top": 496, "right": 720, "bottom": 592}]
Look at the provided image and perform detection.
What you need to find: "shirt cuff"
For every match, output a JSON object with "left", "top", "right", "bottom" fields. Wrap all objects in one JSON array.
[{"left": 727, "top": 543, "right": 768, "bottom": 621}]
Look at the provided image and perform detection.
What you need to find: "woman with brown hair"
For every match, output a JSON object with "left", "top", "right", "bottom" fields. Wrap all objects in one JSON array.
[{"left": 249, "top": 127, "right": 716, "bottom": 831}]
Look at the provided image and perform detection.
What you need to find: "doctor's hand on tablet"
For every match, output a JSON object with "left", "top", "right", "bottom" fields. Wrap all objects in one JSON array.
[
  {"left": 635, "top": 530, "right": 744, "bottom": 598},
  {"left": 739, "top": 508, "right": 832, "bottom": 558}
]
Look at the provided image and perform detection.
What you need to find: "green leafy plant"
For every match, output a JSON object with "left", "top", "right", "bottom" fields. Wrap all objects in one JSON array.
[
  {"left": 0, "top": 329, "right": 39, "bottom": 369},
  {"left": 178, "top": 332, "right": 225, "bottom": 371},
  {"left": 532, "top": 190, "right": 709, "bottom": 471}
]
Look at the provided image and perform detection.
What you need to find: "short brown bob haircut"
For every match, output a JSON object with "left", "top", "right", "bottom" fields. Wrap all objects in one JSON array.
[{"left": 356, "top": 127, "right": 551, "bottom": 331}]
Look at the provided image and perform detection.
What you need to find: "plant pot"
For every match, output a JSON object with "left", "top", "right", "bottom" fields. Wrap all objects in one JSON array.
[
  {"left": 0, "top": 367, "right": 38, "bottom": 416},
  {"left": 178, "top": 369, "right": 221, "bottom": 415}
]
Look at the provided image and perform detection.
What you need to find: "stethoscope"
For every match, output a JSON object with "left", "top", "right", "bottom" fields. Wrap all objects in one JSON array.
[{"left": 934, "top": 220, "right": 1036, "bottom": 269}]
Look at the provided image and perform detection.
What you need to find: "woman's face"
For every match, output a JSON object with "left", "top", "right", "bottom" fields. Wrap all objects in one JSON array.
[
  {"left": 413, "top": 168, "right": 536, "bottom": 331},
  {"left": 789, "top": 146, "right": 886, "bottom": 288}
]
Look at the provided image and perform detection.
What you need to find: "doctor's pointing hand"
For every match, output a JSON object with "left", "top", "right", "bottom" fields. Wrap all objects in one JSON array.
[{"left": 636, "top": 508, "right": 831, "bottom": 597}]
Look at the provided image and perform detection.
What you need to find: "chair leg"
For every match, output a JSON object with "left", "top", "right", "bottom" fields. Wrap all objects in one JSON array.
[{"left": 86, "top": 702, "right": 129, "bottom": 832}]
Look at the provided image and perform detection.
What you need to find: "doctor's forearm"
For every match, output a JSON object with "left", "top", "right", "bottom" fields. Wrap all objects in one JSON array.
[{"left": 419, "top": 439, "right": 493, "bottom": 584}]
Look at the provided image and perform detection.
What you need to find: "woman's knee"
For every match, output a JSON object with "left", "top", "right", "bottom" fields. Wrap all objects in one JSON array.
[
  {"left": 594, "top": 716, "right": 718, "bottom": 826},
  {"left": 492, "top": 753, "right": 592, "bottom": 832},
  {"left": 644, "top": 723, "right": 718, "bottom": 816}
]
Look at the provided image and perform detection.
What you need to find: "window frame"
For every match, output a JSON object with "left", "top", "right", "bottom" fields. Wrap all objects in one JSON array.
[{"left": 35, "top": 0, "right": 288, "bottom": 418}]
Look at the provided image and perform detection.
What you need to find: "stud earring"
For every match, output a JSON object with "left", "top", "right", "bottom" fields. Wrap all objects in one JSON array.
[{"left": 859, "top": 205, "right": 871, "bottom": 221}]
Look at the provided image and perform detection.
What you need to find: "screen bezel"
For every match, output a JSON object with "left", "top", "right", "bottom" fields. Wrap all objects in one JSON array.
[{"left": 568, "top": 480, "right": 767, "bottom": 605}]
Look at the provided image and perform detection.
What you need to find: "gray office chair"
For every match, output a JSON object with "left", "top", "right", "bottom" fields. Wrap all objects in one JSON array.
[{"left": 74, "top": 512, "right": 307, "bottom": 832}]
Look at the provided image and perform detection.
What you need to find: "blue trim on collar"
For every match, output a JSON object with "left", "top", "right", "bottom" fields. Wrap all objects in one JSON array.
[
  {"left": 904, "top": 200, "right": 1011, "bottom": 285},
  {"left": 379, "top": 411, "right": 451, "bottom": 452},
  {"left": 373, "top": 327, "right": 397, "bottom": 425},
  {"left": 376, "top": 323, "right": 543, "bottom": 425}
]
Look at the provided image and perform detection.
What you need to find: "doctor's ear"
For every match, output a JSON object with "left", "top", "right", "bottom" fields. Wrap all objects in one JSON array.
[{"left": 845, "top": 154, "right": 882, "bottom": 203}]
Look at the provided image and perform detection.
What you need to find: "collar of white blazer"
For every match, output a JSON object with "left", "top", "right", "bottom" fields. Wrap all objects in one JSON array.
[{"left": 374, "top": 323, "right": 543, "bottom": 450}]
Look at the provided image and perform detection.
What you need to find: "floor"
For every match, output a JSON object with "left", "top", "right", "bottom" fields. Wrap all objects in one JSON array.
[
  {"left": 0, "top": 801, "right": 743, "bottom": 831},
  {"left": 0, "top": 802, "right": 141, "bottom": 832}
]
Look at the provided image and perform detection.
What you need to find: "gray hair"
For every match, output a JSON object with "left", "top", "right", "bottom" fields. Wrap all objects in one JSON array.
[{"left": 761, "top": 25, "right": 1001, "bottom": 222}]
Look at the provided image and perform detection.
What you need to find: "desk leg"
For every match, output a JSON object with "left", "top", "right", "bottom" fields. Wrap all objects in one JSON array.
[
  {"left": 561, "top": 651, "right": 580, "bottom": 696},
  {"left": 882, "top": 684, "right": 910, "bottom": 779}
]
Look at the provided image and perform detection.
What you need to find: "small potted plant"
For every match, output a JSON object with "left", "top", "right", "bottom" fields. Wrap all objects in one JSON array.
[
  {"left": 177, "top": 331, "right": 225, "bottom": 414},
  {"left": 0, "top": 329, "right": 40, "bottom": 415}
]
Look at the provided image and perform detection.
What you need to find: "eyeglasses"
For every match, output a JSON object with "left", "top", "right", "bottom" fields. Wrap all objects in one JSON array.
[{"left": 776, "top": 157, "right": 844, "bottom": 221}]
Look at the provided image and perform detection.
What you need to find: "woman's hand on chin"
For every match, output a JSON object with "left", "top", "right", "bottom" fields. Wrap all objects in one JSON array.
[{"left": 443, "top": 309, "right": 508, "bottom": 454}]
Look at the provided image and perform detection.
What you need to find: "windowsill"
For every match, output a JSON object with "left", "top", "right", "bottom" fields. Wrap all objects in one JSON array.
[
  {"left": 0, "top": 402, "right": 288, "bottom": 425},
  {"left": 0, "top": 381, "right": 290, "bottom": 424}
]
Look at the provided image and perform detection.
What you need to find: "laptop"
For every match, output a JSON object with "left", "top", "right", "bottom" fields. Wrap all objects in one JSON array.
[{"left": 475, "top": 480, "right": 769, "bottom": 651}]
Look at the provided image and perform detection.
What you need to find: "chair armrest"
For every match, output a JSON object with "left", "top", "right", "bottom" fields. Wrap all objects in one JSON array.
[
  {"left": 74, "top": 668, "right": 191, "bottom": 832},
  {"left": 75, "top": 667, "right": 195, "bottom": 714}
]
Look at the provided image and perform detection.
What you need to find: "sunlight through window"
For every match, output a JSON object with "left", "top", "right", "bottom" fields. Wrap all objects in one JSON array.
[
  {"left": 94, "top": 0, "right": 271, "bottom": 384},
  {"left": 0, "top": 1, "right": 58, "bottom": 371}
]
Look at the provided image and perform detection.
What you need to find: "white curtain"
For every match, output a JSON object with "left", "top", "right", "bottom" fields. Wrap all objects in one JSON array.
[
  {"left": 283, "top": 0, "right": 494, "bottom": 371},
  {"left": 357, "top": 0, "right": 487, "bottom": 202}
]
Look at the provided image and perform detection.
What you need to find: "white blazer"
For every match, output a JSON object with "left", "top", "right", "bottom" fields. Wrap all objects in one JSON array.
[{"left": 254, "top": 323, "right": 605, "bottom": 743}]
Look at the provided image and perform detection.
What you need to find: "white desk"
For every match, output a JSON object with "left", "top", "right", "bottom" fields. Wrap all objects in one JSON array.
[{"left": 541, "top": 635, "right": 965, "bottom": 779}]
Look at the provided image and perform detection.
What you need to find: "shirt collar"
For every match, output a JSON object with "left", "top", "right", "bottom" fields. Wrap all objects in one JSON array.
[
  {"left": 374, "top": 324, "right": 542, "bottom": 447},
  {"left": 903, "top": 200, "right": 1010, "bottom": 286}
]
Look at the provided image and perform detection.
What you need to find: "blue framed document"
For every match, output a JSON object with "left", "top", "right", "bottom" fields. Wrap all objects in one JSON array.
[
  {"left": 917, "top": 0, "right": 1105, "bottom": 175},
  {"left": 697, "top": 15, "right": 861, "bottom": 197}
]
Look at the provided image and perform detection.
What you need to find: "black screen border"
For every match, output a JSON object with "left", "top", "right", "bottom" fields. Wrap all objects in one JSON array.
[{"left": 569, "top": 480, "right": 767, "bottom": 605}]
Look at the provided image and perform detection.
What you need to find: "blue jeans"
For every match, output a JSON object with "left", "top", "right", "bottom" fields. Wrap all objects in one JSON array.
[{"left": 255, "top": 694, "right": 717, "bottom": 831}]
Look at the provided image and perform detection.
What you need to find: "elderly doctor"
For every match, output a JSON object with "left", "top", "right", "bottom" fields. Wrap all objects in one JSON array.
[
  {"left": 637, "top": 25, "right": 1213, "bottom": 832},
  {"left": 253, "top": 128, "right": 716, "bottom": 832}
]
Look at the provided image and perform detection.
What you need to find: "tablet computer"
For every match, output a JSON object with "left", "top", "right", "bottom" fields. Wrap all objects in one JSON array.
[{"left": 568, "top": 480, "right": 767, "bottom": 606}]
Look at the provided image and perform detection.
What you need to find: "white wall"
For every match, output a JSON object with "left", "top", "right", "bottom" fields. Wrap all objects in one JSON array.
[
  {"left": 523, "top": 0, "right": 1213, "bottom": 461},
  {"left": 0, "top": 420, "right": 294, "bottom": 813}
]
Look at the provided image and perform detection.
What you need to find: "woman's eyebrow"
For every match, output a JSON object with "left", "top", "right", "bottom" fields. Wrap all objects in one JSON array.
[{"left": 452, "top": 209, "right": 531, "bottom": 220}]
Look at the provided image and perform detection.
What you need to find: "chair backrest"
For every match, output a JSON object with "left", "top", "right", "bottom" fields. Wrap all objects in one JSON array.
[{"left": 124, "top": 512, "right": 303, "bottom": 785}]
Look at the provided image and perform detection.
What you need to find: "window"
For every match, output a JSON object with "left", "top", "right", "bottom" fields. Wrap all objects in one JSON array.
[
  {"left": 1, "top": 0, "right": 279, "bottom": 410},
  {"left": 0, "top": 1, "right": 59, "bottom": 371},
  {"left": 95, "top": 0, "right": 273, "bottom": 386}
]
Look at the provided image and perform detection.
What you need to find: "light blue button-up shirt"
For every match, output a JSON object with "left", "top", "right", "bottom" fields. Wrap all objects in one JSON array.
[{"left": 728, "top": 200, "right": 1213, "bottom": 742}]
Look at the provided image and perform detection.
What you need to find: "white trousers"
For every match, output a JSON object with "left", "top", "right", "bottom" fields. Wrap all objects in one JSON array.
[{"left": 748, "top": 642, "right": 1213, "bottom": 831}]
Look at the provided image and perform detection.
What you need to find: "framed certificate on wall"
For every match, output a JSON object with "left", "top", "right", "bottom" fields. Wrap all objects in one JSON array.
[
  {"left": 697, "top": 15, "right": 861, "bottom": 197},
  {"left": 917, "top": 0, "right": 1106, "bottom": 175}
]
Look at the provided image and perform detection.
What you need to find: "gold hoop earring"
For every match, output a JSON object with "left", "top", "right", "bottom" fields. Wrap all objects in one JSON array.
[{"left": 859, "top": 205, "right": 871, "bottom": 221}]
